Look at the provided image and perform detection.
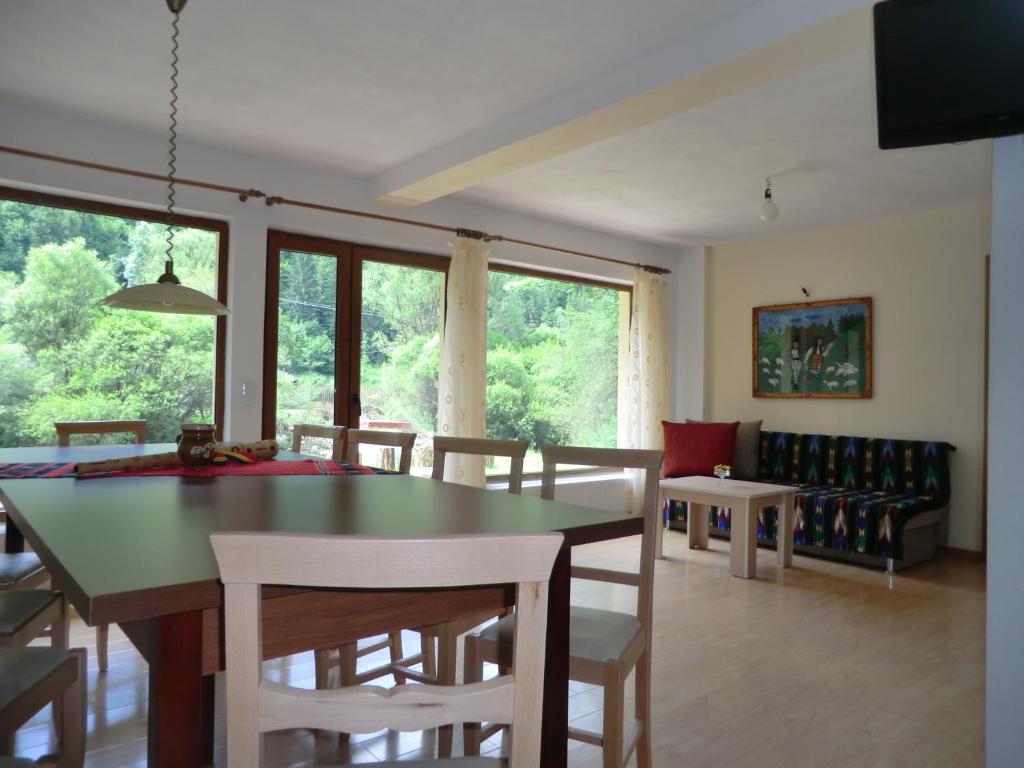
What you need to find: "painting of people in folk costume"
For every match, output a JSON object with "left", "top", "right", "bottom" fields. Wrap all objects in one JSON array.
[{"left": 753, "top": 296, "right": 872, "bottom": 398}]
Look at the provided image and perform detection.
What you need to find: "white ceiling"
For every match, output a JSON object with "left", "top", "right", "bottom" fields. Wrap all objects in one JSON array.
[
  {"left": 0, "top": 1, "right": 993, "bottom": 245},
  {"left": 0, "top": 0, "right": 757, "bottom": 174},
  {"left": 463, "top": 50, "right": 992, "bottom": 244}
]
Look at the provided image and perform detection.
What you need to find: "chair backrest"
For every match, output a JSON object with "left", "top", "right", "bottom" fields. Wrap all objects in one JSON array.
[
  {"left": 431, "top": 436, "right": 528, "bottom": 494},
  {"left": 540, "top": 445, "right": 663, "bottom": 633},
  {"left": 211, "top": 531, "right": 562, "bottom": 768},
  {"left": 290, "top": 424, "right": 346, "bottom": 460},
  {"left": 54, "top": 420, "right": 146, "bottom": 447},
  {"left": 345, "top": 429, "right": 416, "bottom": 474}
]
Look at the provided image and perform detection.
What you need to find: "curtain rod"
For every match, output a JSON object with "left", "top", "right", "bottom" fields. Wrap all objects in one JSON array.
[{"left": 0, "top": 144, "right": 671, "bottom": 275}]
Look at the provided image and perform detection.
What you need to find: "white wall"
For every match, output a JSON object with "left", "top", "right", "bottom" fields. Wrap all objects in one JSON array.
[
  {"left": 985, "top": 134, "right": 1024, "bottom": 768},
  {"left": 0, "top": 97, "right": 685, "bottom": 440},
  {"left": 704, "top": 203, "right": 990, "bottom": 552}
]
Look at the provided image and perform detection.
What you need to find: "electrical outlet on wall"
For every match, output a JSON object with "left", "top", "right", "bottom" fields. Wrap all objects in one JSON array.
[{"left": 239, "top": 381, "right": 255, "bottom": 407}]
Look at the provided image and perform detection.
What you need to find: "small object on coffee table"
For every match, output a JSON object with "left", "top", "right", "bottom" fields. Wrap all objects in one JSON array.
[{"left": 714, "top": 463, "right": 731, "bottom": 483}]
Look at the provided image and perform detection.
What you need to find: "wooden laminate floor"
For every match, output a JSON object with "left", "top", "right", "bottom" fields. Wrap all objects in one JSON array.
[{"left": 11, "top": 530, "right": 985, "bottom": 767}]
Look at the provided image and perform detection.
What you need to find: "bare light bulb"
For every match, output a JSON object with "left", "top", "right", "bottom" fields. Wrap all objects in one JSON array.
[{"left": 759, "top": 179, "right": 779, "bottom": 222}]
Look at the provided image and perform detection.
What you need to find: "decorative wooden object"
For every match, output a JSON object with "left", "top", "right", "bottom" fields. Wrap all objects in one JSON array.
[{"left": 212, "top": 531, "right": 562, "bottom": 768}]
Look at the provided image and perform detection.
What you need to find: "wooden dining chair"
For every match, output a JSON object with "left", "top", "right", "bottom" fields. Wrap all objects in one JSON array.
[
  {"left": 345, "top": 428, "right": 416, "bottom": 474},
  {"left": 211, "top": 530, "right": 562, "bottom": 767},
  {"left": 464, "top": 445, "right": 663, "bottom": 768},
  {"left": 431, "top": 436, "right": 527, "bottom": 494},
  {"left": 312, "top": 430, "right": 417, "bottom": 690},
  {"left": 0, "top": 646, "right": 86, "bottom": 768},
  {"left": 51, "top": 420, "right": 147, "bottom": 674},
  {"left": 290, "top": 424, "right": 346, "bottom": 460},
  {"left": 0, "top": 590, "right": 83, "bottom": 767},
  {"left": 331, "top": 437, "right": 528, "bottom": 700},
  {"left": 54, "top": 420, "right": 146, "bottom": 447}
]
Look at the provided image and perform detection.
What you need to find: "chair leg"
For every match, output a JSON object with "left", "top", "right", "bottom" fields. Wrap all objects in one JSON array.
[
  {"left": 437, "top": 624, "right": 458, "bottom": 758},
  {"left": 96, "top": 623, "right": 109, "bottom": 673},
  {"left": 387, "top": 632, "right": 406, "bottom": 684},
  {"left": 57, "top": 648, "right": 87, "bottom": 768},
  {"left": 338, "top": 643, "right": 358, "bottom": 686},
  {"left": 420, "top": 634, "right": 436, "bottom": 679},
  {"left": 634, "top": 649, "right": 652, "bottom": 768},
  {"left": 463, "top": 635, "right": 483, "bottom": 756},
  {"left": 602, "top": 666, "right": 625, "bottom": 768},
  {"left": 52, "top": 596, "right": 70, "bottom": 741},
  {"left": 314, "top": 649, "right": 332, "bottom": 689}
]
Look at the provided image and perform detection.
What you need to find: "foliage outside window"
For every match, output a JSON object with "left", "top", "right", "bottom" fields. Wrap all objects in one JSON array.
[
  {"left": 486, "top": 270, "right": 627, "bottom": 474},
  {"left": 0, "top": 198, "right": 220, "bottom": 446}
]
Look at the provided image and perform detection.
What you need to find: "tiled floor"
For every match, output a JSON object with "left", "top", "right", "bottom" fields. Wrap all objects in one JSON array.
[{"left": 11, "top": 530, "right": 985, "bottom": 766}]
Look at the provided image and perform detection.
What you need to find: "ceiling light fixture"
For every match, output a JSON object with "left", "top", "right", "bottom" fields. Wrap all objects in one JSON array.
[
  {"left": 101, "top": 0, "right": 229, "bottom": 316},
  {"left": 759, "top": 178, "right": 779, "bottom": 223}
]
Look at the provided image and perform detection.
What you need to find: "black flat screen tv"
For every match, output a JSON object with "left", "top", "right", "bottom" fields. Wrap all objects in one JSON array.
[{"left": 874, "top": 0, "right": 1024, "bottom": 149}]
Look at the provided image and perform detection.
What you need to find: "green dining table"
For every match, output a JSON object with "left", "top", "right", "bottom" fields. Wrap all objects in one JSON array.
[{"left": 0, "top": 443, "right": 643, "bottom": 767}]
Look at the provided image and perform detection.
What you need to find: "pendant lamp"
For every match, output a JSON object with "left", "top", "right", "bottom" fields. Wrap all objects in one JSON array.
[
  {"left": 102, "top": 0, "right": 229, "bottom": 316},
  {"left": 759, "top": 178, "right": 779, "bottom": 223}
]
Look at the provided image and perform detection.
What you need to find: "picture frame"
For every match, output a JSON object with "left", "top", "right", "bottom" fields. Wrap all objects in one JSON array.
[{"left": 752, "top": 296, "right": 873, "bottom": 399}]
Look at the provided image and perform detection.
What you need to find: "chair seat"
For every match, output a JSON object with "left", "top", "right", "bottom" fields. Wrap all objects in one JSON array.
[
  {"left": 377, "top": 759, "right": 504, "bottom": 767},
  {"left": 0, "top": 553, "right": 45, "bottom": 588},
  {"left": 0, "top": 590, "right": 60, "bottom": 637},
  {"left": 0, "top": 647, "right": 78, "bottom": 712},
  {"left": 477, "top": 606, "right": 643, "bottom": 664}
]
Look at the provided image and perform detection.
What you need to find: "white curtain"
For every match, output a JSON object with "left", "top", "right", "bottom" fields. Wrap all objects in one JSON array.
[
  {"left": 620, "top": 267, "right": 671, "bottom": 513},
  {"left": 437, "top": 236, "right": 489, "bottom": 487}
]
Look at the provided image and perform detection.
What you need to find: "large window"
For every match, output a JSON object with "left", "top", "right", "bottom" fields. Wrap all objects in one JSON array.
[
  {"left": 264, "top": 232, "right": 629, "bottom": 474},
  {"left": 486, "top": 268, "right": 629, "bottom": 474},
  {"left": 0, "top": 187, "right": 227, "bottom": 446},
  {"left": 264, "top": 233, "right": 445, "bottom": 469}
]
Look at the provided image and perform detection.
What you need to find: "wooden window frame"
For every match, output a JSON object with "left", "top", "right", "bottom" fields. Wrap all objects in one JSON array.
[
  {"left": 0, "top": 184, "right": 229, "bottom": 439},
  {"left": 261, "top": 232, "right": 633, "bottom": 465},
  {"left": 262, "top": 231, "right": 448, "bottom": 438}
]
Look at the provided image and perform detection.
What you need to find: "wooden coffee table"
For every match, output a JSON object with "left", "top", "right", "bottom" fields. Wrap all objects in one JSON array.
[{"left": 659, "top": 476, "right": 795, "bottom": 579}]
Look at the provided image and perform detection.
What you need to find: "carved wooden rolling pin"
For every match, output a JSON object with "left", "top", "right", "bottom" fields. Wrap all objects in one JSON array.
[{"left": 74, "top": 439, "right": 280, "bottom": 475}]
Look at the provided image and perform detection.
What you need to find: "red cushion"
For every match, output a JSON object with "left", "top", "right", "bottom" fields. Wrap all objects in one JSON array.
[{"left": 662, "top": 420, "right": 740, "bottom": 478}]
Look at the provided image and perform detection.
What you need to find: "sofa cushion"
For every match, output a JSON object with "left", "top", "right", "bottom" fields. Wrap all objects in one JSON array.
[
  {"left": 686, "top": 419, "right": 762, "bottom": 479},
  {"left": 662, "top": 420, "right": 738, "bottom": 478}
]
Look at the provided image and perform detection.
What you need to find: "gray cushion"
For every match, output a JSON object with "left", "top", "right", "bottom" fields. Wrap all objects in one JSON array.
[
  {"left": 0, "top": 647, "right": 77, "bottom": 712},
  {"left": 0, "top": 590, "right": 60, "bottom": 637},
  {"left": 476, "top": 606, "right": 642, "bottom": 664},
  {"left": 0, "top": 553, "right": 45, "bottom": 588},
  {"left": 687, "top": 418, "right": 762, "bottom": 479}
]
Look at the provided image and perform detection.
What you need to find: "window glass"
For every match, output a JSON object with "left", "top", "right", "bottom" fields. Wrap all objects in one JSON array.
[
  {"left": 486, "top": 271, "right": 627, "bottom": 474},
  {"left": 273, "top": 250, "right": 338, "bottom": 456},
  {"left": 358, "top": 260, "right": 443, "bottom": 474},
  {"left": 0, "top": 199, "right": 220, "bottom": 446}
]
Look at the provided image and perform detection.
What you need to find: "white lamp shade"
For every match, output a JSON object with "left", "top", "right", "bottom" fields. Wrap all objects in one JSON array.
[
  {"left": 759, "top": 198, "right": 779, "bottom": 222},
  {"left": 102, "top": 282, "right": 229, "bottom": 316}
]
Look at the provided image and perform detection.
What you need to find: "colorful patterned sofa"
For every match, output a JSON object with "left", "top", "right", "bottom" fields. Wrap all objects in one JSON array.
[{"left": 667, "top": 431, "right": 955, "bottom": 570}]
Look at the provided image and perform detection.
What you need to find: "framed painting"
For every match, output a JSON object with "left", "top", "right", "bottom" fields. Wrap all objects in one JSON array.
[{"left": 752, "top": 296, "right": 872, "bottom": 399}]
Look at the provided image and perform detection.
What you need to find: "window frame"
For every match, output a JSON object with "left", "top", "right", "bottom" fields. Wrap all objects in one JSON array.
[
  {"left": 261, "top": 231, "right": 633, "bottom": 471},
  {"left": 0, "top": 184, "right": 230, "bottom": 439},
  {"left": 262, "top": 231, "right": 449, "bottom": 437}
]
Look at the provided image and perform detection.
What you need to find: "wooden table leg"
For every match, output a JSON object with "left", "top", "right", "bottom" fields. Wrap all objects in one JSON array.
[
  {"left": 730, "top": 500, "right": 757, "bottom": 579},
  {"left": 688, "top": 502, "right": 710, "bottom": 549},
  {"left": 540, "top": 544, "right": 571, "bottom": 767},
  {"left": 148, "top": 610, "right": 206, "bottom": 768},
  {"left": 776, "top": 495, "right": 794, "bottom": 568},
  {"left": 3, "top": 518, "right": 24, "bottom": 553},
  {"left": 655, "top": 490, "right": 666, "bottom": 559}
]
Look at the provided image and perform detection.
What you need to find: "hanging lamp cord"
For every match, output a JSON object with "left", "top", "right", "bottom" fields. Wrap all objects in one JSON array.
[{"left": 164, "top": 7, "right": 181, "bottom": 273}]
